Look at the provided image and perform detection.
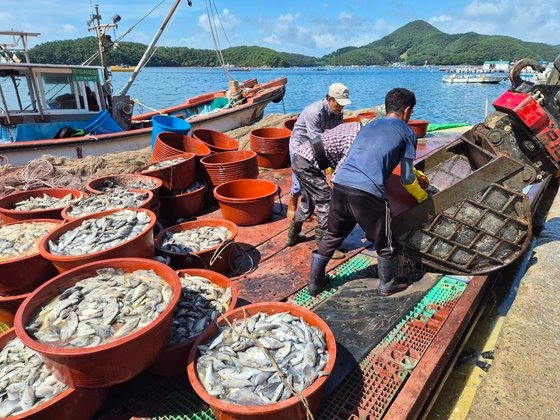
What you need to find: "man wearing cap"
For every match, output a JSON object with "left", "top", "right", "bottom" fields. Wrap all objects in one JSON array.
[
  {"left": 286, "top": 83, "right": 351, "bottom": 253},
  {"left": 287, "top": 121, "right": 361, "bottom": 256}
]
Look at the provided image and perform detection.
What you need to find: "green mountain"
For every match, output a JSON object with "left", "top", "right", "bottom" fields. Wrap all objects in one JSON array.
[
  {"left": 27, "top": 20, "right": 560, "bottom": 68},
  {"left": 322, "top": 21, "right": 560, "bottom": 66}
]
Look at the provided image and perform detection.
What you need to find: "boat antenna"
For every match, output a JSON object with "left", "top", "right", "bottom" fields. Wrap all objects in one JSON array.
[
  {"left": 119, "top": 0, "right": 187, "bottom": 96},
  {"left": 87, "top": 3, "right": 118, "bottom": 109},
  {"left": 205, "top": 0, "right": 235, "bottom": 81},
  {"left": 82, "top": 1, "right": 167, "bottom": 66}
]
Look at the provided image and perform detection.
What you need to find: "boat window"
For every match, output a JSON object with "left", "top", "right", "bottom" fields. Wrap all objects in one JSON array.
[
  {"left": 0, "top": 70, "right": 36, "bottom": 113},
  {"left": 43, "top": 73, "right": 79, "bottom": 110}
]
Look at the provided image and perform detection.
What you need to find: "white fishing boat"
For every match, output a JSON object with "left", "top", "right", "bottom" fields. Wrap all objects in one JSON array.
[
  {"left": 0, "top": 1, "right": 287, "bottom": 167},
  {"left": 442, "top": 73, "right": 506, "bottom": 84}
]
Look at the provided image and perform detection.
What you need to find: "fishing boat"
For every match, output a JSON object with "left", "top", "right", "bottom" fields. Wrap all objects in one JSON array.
[
  {"left": 110, "top": 64, "right": 136, "bottom": 72},
  {"left": 442, "top": 73, "right": 507, "bottom": 84},
  {"left": 0, "top": 1, "right": 287, "bottom": 167}
]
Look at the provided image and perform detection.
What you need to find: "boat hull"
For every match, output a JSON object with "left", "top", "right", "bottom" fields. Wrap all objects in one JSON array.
[
  {"left": 0, "top": 77, "right": 286, "bottom": 167},
  {"left": 442, "top": 74, "right": 506, "bottom": 84}
]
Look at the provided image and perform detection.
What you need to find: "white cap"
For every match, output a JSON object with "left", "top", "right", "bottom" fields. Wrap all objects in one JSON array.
[{"left": 328, "top": 82, "right": 351, "bottom": 106}]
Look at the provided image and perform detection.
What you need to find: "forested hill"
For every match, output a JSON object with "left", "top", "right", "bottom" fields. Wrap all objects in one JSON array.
[
  {"left": 323, "top": 21, "right": 560, "bottom": 66},
  {"left": 27, "top": 20, "right": 560, "bottom": 68}
]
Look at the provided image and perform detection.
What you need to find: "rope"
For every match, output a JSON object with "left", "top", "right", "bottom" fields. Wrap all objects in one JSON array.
[
  {"left": 272, "top": 186, "right": 283, "bottom": 215},
  {"left": 228, "top": 242, "right": 256, "bottom": 276},
  {"left": 205, "top": 0, "right": 235, "bottom": 82}
]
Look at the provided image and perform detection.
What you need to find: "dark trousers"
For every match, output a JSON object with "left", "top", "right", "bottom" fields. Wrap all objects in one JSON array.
[
  {"left": 292, "top": 154, "right": 331, "bottom": 230},
  {"left": 317, "top": 183, "right": 396, "bottom": 260}
]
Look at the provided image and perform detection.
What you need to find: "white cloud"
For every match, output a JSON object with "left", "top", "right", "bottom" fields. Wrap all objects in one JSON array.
[
  {"left": 434, "top": 1, "right": 560, "bottom": 44},
  {"left": 429, "top": 15, "right": 453, "bottom": 24}
]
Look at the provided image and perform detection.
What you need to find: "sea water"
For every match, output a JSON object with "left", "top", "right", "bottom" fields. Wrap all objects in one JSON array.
[{"left": 110, "top": 66, "right": 510, "bottom": 125}]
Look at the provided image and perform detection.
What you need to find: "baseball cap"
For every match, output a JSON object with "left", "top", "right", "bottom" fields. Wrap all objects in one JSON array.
[{"left": 328, "top": 82, "right": 351, "bottom": 106}]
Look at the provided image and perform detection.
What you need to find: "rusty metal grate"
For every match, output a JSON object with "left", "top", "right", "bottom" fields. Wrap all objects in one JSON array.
[{"left": 402, "top": 183, "right": 531, "bottom": 274}]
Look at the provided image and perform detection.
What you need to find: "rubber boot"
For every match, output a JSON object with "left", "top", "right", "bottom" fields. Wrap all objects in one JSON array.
[
  {"left": 315, "top": 228, "right": 345, "bottom": 259},
  {"left": 308, "top": 251, "right": 330, "bottom": 296},
  {"left": 286, "top": 193, "right": 298, "bottom": 221},
  {"left": 378, "top": 257, "right": 409, "bottom": 296},
  {"left": 286, "top": 220, "right": 305, "bottom": 247}
]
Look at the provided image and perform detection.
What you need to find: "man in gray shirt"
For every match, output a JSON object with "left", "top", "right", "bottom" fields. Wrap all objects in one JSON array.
[{"left": 287, "top": 83, "right": 351, "bottom": 220}]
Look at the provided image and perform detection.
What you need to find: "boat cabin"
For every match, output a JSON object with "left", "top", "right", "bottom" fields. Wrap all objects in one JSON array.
[{"left": 0, "top": 63, "right": 106, "bottom": 142}]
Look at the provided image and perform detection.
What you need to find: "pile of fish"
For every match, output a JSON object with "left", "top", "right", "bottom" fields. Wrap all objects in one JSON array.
[
  {"left": 96, "top": 177, "right": 158, "bottom": 191},
  {"left": 48, "top": 209, "right": 151, "bottom": 256},
  {"left": 146, "top": 157, "right": 186, "bottom": 171},
  {"left": 26, "top": 267, "right": 173, "bottom": 348},
  {"left": 163, "top": 180, "right": 205, "bottom": 197},
  {"left": 0, "top": 336, "right": 69, "bottom": 417},
  {"left": 0, "top": 221, "right": 59, "bottom": 262},
  {"left": 65, "top": 188, "right": 150, "bottom": 219},
  {"left": 169, "top": 273, "right": 232, "bottom": 346},
  {"left": 13, "top": 193, "right": 81, "bottom": 211},
  {"left": 196, "top": 311, "right": 329, "bottom": 406},
  {"left": 160, "top": 226, "right": 231, "bottom": 254}
]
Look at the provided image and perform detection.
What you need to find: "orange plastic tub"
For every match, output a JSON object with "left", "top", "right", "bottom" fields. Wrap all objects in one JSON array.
[
  {"left": 187, "top": 302, "right": 337, "bottom": 420},
  {"left": 154, "top": 218, "right": 238, "bottom": 274},
  {"left": 39, "top": 208, "right": 156, "bottom": 273},
  {"left": 213, "top": 179, "right": 279, "bottom": 226},
  {"left": 0, "top": 328, "right": 109, "bottom": 419},
  {"left": 0, "top": 188, "right": 85, "bottom": 223},
  {"left": 0, "top": 218, "right": 62, "bottom": 295},
  {"left": 14, "top": 258, "right": 182, "bottom": 388}
]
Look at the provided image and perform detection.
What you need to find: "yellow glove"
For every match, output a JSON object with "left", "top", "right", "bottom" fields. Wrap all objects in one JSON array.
[
  {"left": 403, "top": 177, "right": 428, "bottom": 203},
  {"left": 413, "top": 167, "right": 429, "bottom": 186}
]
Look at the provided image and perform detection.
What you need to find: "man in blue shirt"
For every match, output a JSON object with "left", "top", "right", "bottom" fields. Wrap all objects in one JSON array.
[
  {"left": 308, "top": 88, "right": 429, "bottom": 296},
  {"left": 287, "top": 83, "right": 350, "bottom": 220}
]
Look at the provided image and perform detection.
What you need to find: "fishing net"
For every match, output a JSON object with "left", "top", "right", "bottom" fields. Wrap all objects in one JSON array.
[{"left": 0, "top": 147, "right": 152, "bottom": 198}]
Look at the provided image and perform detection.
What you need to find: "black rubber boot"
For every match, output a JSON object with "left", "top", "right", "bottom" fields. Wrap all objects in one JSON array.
[
  {"left": 308, "top": 251, "right": 330, "bottom": 296},
  {"left": 286, "top": 221, "right": 305, "bottom": 247},
  {"left": 378, "top": 257, "right": 409, "bottom": 296},
  {"left": 315, "top": 228, "right": 345, "bottom": 259}
]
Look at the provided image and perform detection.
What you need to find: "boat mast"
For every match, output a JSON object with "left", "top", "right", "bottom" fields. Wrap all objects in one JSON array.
[
  {"left": 119, "top": 0, "right": 187, "bottom": 96},
  {"left": 87, "top": 4, "right": 120, "bottom": 109}
]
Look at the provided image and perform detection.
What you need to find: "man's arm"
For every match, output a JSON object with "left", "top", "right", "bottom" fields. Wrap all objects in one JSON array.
[{"left": 400, "top": 157, "right": 428, "bottom": 203}]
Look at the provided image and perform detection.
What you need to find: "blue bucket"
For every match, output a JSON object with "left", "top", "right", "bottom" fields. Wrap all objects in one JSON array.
[
  {"left": 151, "top": 115, "right": 191, "bottom": 149},
  {"left": 83, "top": 110, "right": 123, "bottom": 135}
]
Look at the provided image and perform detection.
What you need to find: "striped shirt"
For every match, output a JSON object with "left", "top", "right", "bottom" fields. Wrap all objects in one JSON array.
[{"left": 296, "top": 122, "right": 361, "bottom": 169}]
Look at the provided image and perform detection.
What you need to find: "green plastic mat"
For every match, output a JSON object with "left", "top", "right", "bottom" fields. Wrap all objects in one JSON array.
[
  {"left": 287, "top": 253, "right": 376, "bottom": 310},
  {"left": 427, "top": 123, "right": 471, "bottom": 132}
]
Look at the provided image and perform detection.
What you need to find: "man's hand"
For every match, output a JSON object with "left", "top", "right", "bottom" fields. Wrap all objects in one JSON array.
[
  {"left": 413, "top": 167, "right": 429, "bottom": 187},
  {"left": 326, "top": 167, "right": 334, "bottom": 189}
]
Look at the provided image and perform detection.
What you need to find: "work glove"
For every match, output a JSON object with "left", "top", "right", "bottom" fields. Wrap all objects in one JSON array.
[{"left": 402, "top": 177, "right": 428, "bottom": 203}]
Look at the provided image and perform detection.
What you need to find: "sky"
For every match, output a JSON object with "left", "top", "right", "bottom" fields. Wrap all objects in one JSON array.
[{"left": 2, "top": 0, "right": 560, "bottom": 58}]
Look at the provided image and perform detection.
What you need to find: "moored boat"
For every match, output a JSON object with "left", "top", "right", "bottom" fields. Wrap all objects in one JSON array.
[
  {"left": 0, "top": 2, "right": 287, "bottom": 167},
  {"left": 110, "top": 64, "right": 136, "bottom": 72},
  {"left": 442, "top": 73, "right": 506, "bottom": 84}
]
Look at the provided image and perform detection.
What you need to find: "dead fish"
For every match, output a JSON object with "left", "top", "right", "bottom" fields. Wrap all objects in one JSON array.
[
  {"left": 14, "top": 193, "right": 80, "bottom": 211},
  {"left": 26, "top": 267, "right": 172, "bottom": 348},
  {"left": 195, "top": 311, "right": 329, "bottom": 406},
  {"left": 48, "top": 209, "right": 150, "bottom": 256},
  {"left": 168, "top": 273, "right": 232, "bottom": 346},
  {"left": 0, "top": 221, "right": 59, "bottom": 262},
  {"left": 0, "top": 337, "right": 68, "bottom": 417},
  {"left": 160, "top": 226, "right": 232, "bottom": 254}
]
